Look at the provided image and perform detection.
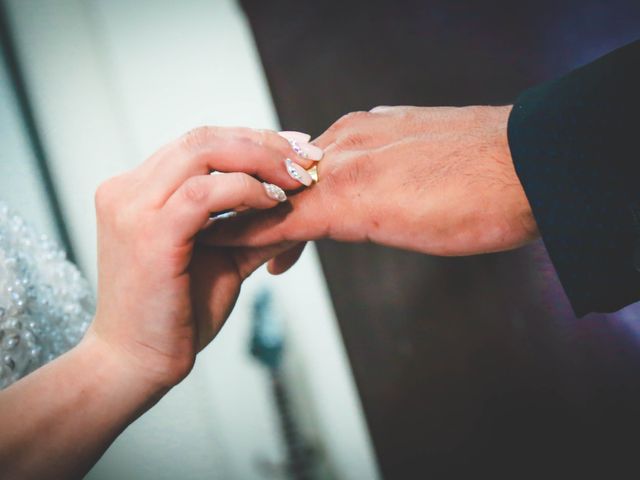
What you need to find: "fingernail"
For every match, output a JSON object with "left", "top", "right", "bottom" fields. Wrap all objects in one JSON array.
[
  {"left": 290, "top": 139, "right": 324, "bottom": 161},
  {"left": 278, "top": 131, "right": 323, "bottom": 161},
  {"left": 263, "top": 182, "right": 287, "bottom": 202},
  {"left": 210, "top": 210, "right": 238, "bottom": 221},
  {"left": 370, "top": 105, "right": 391, "bottom": 113},
  {"left": 278, "top": 131, "right": 311, "bottom": 143},
  {"left": 285, "top": 158, "right": 313, "bottom": 186}
]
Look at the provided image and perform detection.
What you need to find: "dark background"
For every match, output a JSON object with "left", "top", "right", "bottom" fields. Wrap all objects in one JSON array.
[{"left": 241, "top": 1, "right": 640, "bottom": 478}]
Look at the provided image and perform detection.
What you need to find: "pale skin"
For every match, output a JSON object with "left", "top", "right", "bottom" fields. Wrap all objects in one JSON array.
[
  {"left": 0, "top": 126, "right": 314, "bottom": 479},
  {"left": 203, "top": 105, "right": 539, "bottom": 270},
  {"left": 0, "top": 104, "right": 538, "bottom": 478}
]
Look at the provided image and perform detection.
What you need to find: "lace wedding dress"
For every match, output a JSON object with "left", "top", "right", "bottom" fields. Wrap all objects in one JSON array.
[{"left": 0, "top": 202, "right": 93, "bottom": 389}]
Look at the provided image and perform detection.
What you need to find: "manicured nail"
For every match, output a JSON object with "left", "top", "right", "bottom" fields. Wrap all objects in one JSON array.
[
  {"left": 263, "top": 182, "right": 287, "bottom": 202},
  {"left": 279, "top": 131, "right": 323, "bottom": 161},
  {"left": 278, "top": 131, "right": 311, "bottom": 143},
  {"left": 290, "top": 140, "right": 324, "bottom": 161},
  {"left": 285, "top": 158, "right": 313, "bottom": 186}
]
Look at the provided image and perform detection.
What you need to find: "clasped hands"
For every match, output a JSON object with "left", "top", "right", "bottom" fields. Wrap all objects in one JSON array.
[{"left": 87, "top": 104, "right": 538, "bottom": 396}]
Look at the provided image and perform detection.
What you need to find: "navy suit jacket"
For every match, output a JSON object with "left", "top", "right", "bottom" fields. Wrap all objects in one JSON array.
[{"left": 508, "top": 40, "right": 640, "bottom": 316}]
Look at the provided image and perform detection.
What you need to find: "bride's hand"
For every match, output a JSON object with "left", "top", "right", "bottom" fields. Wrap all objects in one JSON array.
[{"left": 86, "top": 127, "right": 315, "bottom": 393}]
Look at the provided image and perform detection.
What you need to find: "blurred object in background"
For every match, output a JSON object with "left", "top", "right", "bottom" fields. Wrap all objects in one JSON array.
[
  {"left": 0, "top": 0, "right": 378, "bottom": 479},
  {"left": 241, "top": 0, "right": 640, "bottom": 478},
  {"left": 250, "top": 288, "right": 325, "bottom": 480}
]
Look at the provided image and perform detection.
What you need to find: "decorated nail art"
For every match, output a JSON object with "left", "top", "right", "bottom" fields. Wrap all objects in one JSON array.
[
  {"left": 278, "top": 131, "right": 323, "bottom": 161},
  {"left": 263, "top": 182, "right": 287, "bottom": 202},
  {"left": 288, "top": 139, "right": 324, "bottom": 161},
  {"left": 278, "top": 131, "right": 311, "bottom": 143},
  {"left": 285, "top": 158, "right": 313, "bottom": 186}
]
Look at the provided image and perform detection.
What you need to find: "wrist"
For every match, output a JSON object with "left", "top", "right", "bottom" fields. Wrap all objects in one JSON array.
[
  {"left": 496, "top": 105, "right": 539, "bottom": 243},
  {"left": 76, "top": 329, "right": 171, "bottom": 405},
  {"left": 84, "top": 312, "right": 195, "bottom": 393}
]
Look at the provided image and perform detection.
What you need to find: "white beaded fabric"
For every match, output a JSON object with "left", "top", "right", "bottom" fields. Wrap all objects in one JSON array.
[{"left": 0, "top": 202, "right": 94, "bottom": 389}]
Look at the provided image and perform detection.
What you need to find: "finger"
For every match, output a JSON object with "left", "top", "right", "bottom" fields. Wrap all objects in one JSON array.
[
  {"left": 234, "top": 241, "right": 301, "bottom": 280},
  {"left": 369, "top": 105, "right": 392, "bottom": 112},
  {"left": 190, "top": 241, "right": 298, "bottom": 351},
  {"left": 312, "top": 106, "right": 428, "bottom": 153},
  {"left": 277, "top": 131, "right": 323, "bottom": 161},
  {"left": 162, "top": 173, "right": 287, "bottom": 246},
  {"left": 189, "top": 246, "right": 232, "bottom": 349},
  {"left": 369, "top": 105, "right": 413, "bottom": 113},
  {"left": 267, "top": 242, "right": 307, "bottom": 275},
  {"left": 197, "top": 185, "right": 328, "bottom": 247},
  {"left": 312, "top": 110, "right": 396, "bottom": 151},
  {"left": 140, "top": 127, "right": 318, "bottom": 205}
]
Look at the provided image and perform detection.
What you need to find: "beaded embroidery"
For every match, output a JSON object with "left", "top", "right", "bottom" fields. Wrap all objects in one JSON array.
[{"left": 0, "top": 203, "right": 93, "bottom": 389}]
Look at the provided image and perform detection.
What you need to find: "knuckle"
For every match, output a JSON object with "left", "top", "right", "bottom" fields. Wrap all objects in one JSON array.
[
  {"left": 371, "top": 105, "right": 408, "bottom": 115},
  {"left": 249, "top": 128, "right": 287, "bottom": 157},
  {"left": 228, "top": 128, "right": 280, "bottom": 156},
  {"left": 180, "top": 177, "right": 209, "bottom": 203},
  {"left": 369, "top": 105, "right": 392, "bottom": 114},
  {"left": 228, "top": 172, "right": 253, "bottom": 192},
  {"left": 181, "top": 126, "right": 217, "bottom": 152},
  {"left": 329, "top": 111, "right": 364, "bottom": 132},
  {"left": 329, "top": 151, "right": 373, "bottom": 189},
  {"left": 252, "top": 128, "right": 272, "bottom": 148},
  {"left": 94, "top": 175, "right": 123, "bottom": 215},
  {"left": 334, "top": 131, "right": 373, "bottom": 151},
  {"left": 343, "top": 110, "right": 371, "bottom": 123},
  {"left": 347, "top": 152, "right": 371, "bottom": 186}
]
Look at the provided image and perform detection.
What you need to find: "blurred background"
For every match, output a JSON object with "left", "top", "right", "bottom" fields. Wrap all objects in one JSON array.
[
  {"left": 1, "top": 0, "right": 640, "bottom": 479},
  {"left": 0, "top": 1, "right": 377, "bottom": 479}
]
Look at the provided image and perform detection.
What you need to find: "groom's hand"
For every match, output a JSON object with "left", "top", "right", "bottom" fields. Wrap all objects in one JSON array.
[{"left": 200, "top": 105, "right": 538, "bottom": 260}]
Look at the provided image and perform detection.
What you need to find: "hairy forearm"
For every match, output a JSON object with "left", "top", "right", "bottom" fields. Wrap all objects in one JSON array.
[{"left": 0, "top": 331, "right": 165, "bottom": 479}]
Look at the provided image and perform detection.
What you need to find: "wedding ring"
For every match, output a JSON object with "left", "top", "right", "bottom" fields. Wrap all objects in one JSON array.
[{"left": 307, "top": 164, "right": 319, "bottom": 182}]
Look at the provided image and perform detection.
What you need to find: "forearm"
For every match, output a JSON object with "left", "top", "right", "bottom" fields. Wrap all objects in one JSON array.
[{"left": 0, "top": 330, "right": 165, "bottom": 479}]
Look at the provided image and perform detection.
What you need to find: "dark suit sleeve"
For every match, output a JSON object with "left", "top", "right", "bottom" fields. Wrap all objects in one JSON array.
[{"left": 507, "top": 40, "right": 640, "bottom": 317}]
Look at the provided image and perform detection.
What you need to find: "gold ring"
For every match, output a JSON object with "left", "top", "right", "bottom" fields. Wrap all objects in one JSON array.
[{"left": 307, "top": 164, "right": 319, "bottom": 183}]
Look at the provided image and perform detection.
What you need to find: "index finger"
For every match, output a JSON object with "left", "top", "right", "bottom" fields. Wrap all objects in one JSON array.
[
  {"left": 139, "top": 127, "right": 318, "bottom": 206},
  {"left": 197, "top": 185, "right": 328, "bottom": 248}
]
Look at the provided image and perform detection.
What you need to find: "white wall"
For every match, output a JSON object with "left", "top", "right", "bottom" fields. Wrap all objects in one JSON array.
[
  {"left": 3, "top": 1, "right": 380, "bottom": 479},
  {"left": 0, "top": 52, "right": 59, "bottom": 241}
]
